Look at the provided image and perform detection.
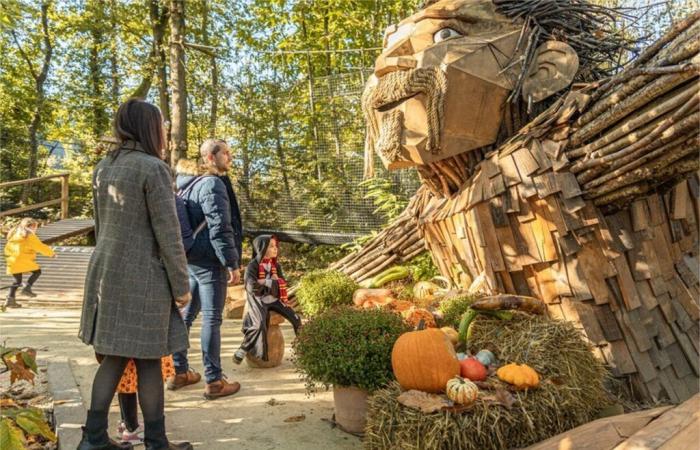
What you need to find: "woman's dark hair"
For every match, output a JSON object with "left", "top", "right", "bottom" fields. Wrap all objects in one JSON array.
[{"left": 111, "top": 98, "right": 165, "bottom": 159}]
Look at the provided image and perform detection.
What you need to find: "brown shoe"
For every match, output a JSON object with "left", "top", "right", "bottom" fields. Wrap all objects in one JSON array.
[
  {"left": 166, "top": 369, "right": 201, "bottom": 391},
  {"left": 203, "top": 377, "right": 241, "bottom": 400}
]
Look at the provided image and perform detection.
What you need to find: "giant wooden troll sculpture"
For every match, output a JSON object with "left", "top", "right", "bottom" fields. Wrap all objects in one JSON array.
[{"left": 333, "top": 0, "right": 700, "bottom": 403}]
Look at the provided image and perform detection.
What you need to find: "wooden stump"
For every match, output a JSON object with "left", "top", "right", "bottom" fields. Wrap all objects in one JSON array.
[
  {"left": 245, "top": 311, "right": 286, "bottom": 368},
  {"left": 224, "top": 285, "right": 245, "bottom": 319}
]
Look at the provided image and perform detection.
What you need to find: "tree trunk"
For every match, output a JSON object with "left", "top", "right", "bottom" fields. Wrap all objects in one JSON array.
[
  {"left": 108, "top": 0, "right": 120, "bottom": 108},
  {"left": 150, "top": 0, "right": 170, "bottom": 158},
  {"left": 300, "top": 8, "right": 322, "bottom": 182},
  {"left": 14, "top": 1, "right": 53, "bottom": 203},
  {"left": 201, "top": 2, "right": 218, "bottom": 138},
  {"left": 169, "top": 0, "right": 188, "bottom": 166},
  {"left": 89, "top": 0, "right": 108, "bottom": 137}
]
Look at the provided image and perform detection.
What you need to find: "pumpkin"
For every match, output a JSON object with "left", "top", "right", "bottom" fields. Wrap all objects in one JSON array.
[
  {"left": 446, "top": 376, "right": 479, "bottom": 405},
  {"left": 475, "top": 349, "right": 496, "bottom": 366},
  {"left": 353, "top": 288, "right": 395, "bottom": 307},
  {"left": 497, "top": 363, "right": 540, "bottom": 389},
  {"left": 403, "top": 308, "right": 437, "bottom": 328},
  {"left": 391, "top": 328, "right": 461, "bottom": 393},
  {"left": 440, "top": 327, "right": 459, "bottom": 345},
  {"left": 460, "top": 357, "right": 487, "bottom": 381}
]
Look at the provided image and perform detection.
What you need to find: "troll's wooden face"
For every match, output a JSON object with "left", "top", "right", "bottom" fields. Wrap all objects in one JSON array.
[{"left": 362, "top": 0, "right": 577, "bottom": 170}]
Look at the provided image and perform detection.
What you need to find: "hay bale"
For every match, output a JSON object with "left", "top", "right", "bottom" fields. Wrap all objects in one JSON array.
[{"left": 364, "top": 314, "right": 609, "bottom": 450}]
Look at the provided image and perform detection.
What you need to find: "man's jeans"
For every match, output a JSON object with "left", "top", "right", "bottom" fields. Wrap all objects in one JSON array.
[{"left": 173, "top": 265, "right": 227, "bottom": 384}]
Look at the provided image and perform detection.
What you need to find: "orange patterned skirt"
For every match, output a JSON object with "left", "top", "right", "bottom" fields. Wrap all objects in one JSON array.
[{"left": 116, "top": 356, "right": 175, "bottom": 394}]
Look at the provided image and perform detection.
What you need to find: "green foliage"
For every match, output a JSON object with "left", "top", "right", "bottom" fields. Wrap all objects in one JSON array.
[
  {"left": 296, "top": 269, "right": 358, "bottom": 317},
  {"left": 360, "top": 177, "right": 408, "bottom": 222},
  {"left": 0, "top": 405, "right": 56, "bottom": 449},
  {"left": 292, "top": 305, "right": 410, "bottom": 393},
  {"left": 438, "top": 295, "right": 479, "bottom": 329},
  {"left": 406, "top": 252, "right": 440, "bottom": 282}
]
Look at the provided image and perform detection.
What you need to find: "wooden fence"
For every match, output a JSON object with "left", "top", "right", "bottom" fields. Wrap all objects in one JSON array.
[{"left": 0, "top": 172, "right": 70, "bottom": 219}]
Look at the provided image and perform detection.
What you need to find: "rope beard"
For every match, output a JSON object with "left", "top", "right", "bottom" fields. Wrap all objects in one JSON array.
[{"left": 362, "top": 67, "right": 447, "bottom": 178}]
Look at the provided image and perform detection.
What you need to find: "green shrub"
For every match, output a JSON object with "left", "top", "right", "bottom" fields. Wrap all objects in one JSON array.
[
  {"left": 292, "top": 306, "right": 410, "bottom": 393},
  {"left": 438, "top": 294, "right": 478, "bottom": 328},
  {"left": 296, "top": 270, "right": 358, "bottom": 317}
]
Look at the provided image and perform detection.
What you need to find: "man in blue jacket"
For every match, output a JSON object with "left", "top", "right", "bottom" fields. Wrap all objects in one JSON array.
[{"left": 169, "top": 139, "right": 242, "bottom": 400}]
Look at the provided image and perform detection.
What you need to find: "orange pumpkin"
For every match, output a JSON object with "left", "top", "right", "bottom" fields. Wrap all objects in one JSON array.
[{"left": 391, "top": 328, "right": 461, "bottom": 393}]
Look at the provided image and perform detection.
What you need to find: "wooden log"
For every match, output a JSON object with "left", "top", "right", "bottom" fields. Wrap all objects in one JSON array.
[
  {"left": 568, "top": 82, "right": 697, "bottom": 158},
  {"left": 572, "top": 93, "right": 699, "bottom": 175},
  {"left": 570, "top": 69, "right": 697, "bottom": 148}
]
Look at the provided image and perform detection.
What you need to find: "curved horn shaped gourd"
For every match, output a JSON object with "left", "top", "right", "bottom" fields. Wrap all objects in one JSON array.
[{"left": 391, "top": 328, "right": 461, "bottom": 393}]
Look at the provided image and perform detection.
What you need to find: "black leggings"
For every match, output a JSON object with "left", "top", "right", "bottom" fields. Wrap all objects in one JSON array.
[
  {"left": 268, "top": 300, "right": 302, "bottom": 334},
  {"left": 119, "top": 393, "right": 139, "bottom": 432},
  {"left": 90, "top": 355, "right": 163, "bottom": 424},
  {"left": 9, "top": 270, "right": 41, "bottom": 297}
]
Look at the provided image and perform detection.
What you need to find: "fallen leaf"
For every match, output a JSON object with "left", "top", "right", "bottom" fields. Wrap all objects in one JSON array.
[
  {"left": 483, "top": 388, "right": 516, "bottom": 409},
  {"left": 283, "top": 414, "right": 305, "bottom": 423},
  {"left": 266, "top": 398, "right": 285, "bottom": 406},
  {"left": 397, "top": 390, "right": 450, "bottom": 414}
]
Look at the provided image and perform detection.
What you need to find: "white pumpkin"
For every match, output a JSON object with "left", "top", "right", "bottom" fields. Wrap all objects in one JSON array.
[{"left": 446, "top": 376, "right": 479, "bottom": 405}]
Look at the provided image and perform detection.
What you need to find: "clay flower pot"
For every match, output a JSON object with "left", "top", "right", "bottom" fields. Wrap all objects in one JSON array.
[{"left": 333, "top": 385, "right": 369, "bottom": 434}]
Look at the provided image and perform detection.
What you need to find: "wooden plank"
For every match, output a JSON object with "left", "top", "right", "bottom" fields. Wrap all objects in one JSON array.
[
  {"left": 475, "top": 203, "right": 506, "bottom": 272},
  {"left": 611, "top": 257, "right": 643, "bottom": 310},
  {"left": 0, "top": 172, "right": 69, "bottom": 188},
  {"left": 671, "top": 182, "right": 690, "bottom": 220},
  {"left": 614, "top": 394, "right": 700, "bottom": 449},
  {"left": 574, "top": 301, "right": 607, "bottom": 344},
  {"left": 669, "top": 321, "right": 700, "bottom": 377},
  {"left": 603, "top": 339, "right": 638, "bottom": 376},
  {"left": 664, "top": 341, "right": 693, "bottom": 379},
  {"left": 525, "top": 406, "right": 672, "bottom": 450},
  {"left": 498, "top": 154, "right": 521, "bottom": 186},
  {"left": 631, "top": 199, "right": 650, "bottom": 231},
  {"left": 635, "top": 280, "right": 659, "bottom": 310},
  {"left": 595, "top": 305, "right": 624, "bottom": 341},
  {"left": 513, "top": 146, "right": 540, "bottom": 177},
  {"left": 646, "top": 193, "right": 667, "bottom": 227}
]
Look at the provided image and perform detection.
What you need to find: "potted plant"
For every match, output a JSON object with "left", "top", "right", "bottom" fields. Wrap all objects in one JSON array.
[{"left": 292, "top": 305, "right": 410, "bottom": 434}]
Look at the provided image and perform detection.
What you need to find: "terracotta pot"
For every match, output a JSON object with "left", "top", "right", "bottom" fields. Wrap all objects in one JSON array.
[
  {"left": 245, "top": 312, "right": 285, "bottom": 368},
  {"left": 333, "top": 385, "right": 369, "bottom": 434}
]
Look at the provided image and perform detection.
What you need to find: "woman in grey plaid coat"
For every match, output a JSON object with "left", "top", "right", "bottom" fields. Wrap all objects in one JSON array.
[{"left": 77, "top": 99, "right": 193, "bottom": 450}]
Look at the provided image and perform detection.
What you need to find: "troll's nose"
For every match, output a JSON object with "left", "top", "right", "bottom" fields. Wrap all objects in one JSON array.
[{"left": 374, "top": 38, "right": 417, "bottom": 77}]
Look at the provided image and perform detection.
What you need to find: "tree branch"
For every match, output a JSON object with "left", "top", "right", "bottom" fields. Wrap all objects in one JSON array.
[{"left": 10, "top": 29, "right": 38, "bottom": 81}]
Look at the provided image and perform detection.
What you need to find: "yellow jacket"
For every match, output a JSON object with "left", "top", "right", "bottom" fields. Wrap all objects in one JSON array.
[{"left": 4, "top": 232, "right": 54, "bottom": 275}]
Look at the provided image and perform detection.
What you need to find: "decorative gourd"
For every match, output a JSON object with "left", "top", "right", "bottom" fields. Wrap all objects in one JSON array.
[
  {"left": 475, "top": 350, "right": 496, "bottom": 366},
  {"left": 391, "top": 328, "right": 461, "bottom": 393},
  {"left": 446, "top": 376, "right": 479, "bottom": 405},
  {"left": 353, "top": 288, "right": 395, "bottom": 307},
  {"left": 440, "top": 327, "right": 459, "bottom": 345},
  {"left": 459, "top": 357, "right": 487, "bottom": 381},
  {"left": 403, "top": 308, "right": 437, "bottom": 328},
  {"left": 497, "top": 363, "right": 540, "bottom": 389}
]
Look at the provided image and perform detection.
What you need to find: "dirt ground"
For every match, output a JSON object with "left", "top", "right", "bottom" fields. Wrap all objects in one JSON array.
[{"left": 0, "top": 306, "right": 361, "bottom": 450}]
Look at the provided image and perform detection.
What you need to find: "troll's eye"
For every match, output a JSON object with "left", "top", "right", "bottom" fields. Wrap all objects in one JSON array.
[{"left": 433, "top": 28, "right": 462, "bottom": 43}]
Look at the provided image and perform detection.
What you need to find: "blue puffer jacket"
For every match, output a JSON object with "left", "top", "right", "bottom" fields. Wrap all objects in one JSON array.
[{"left": 176, "top": 173, "right": 240, "bottom": 269}]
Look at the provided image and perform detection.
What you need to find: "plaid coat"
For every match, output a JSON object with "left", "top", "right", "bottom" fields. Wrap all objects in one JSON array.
[{"left": 79, "top": 143, "right": 190, "bottom": 358}]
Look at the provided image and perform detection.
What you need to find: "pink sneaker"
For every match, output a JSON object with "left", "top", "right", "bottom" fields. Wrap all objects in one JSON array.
[{"left": 116, "top": 421, "right": 144, "bottom": 444}]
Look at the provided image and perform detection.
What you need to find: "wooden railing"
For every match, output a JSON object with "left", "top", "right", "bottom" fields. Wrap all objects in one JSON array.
[{"left": 0, "top": 172, "right": 70, "bottom": 219}]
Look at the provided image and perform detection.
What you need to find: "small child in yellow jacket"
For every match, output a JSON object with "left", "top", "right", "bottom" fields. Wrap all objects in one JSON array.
[{"left": 4, "top": 218, "right": 55, "bottom": 308}]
